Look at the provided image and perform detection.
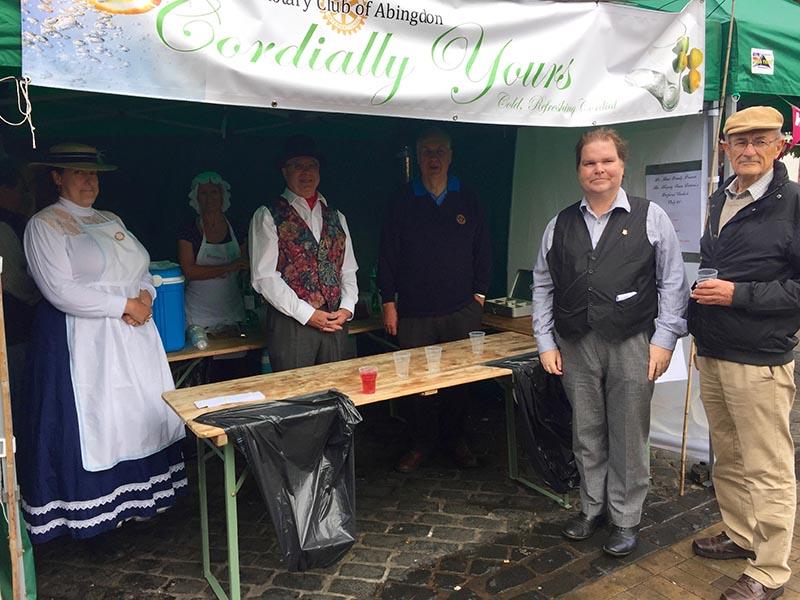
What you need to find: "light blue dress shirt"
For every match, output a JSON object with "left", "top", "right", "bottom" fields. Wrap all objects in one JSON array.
[{"left": 532, "top": 188, "right": 689, "bottom": 353}]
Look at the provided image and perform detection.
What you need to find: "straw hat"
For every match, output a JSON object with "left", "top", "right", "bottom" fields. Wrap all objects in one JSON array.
[{"left": 30, "top": 143, "right": 117, "bottom": 171}]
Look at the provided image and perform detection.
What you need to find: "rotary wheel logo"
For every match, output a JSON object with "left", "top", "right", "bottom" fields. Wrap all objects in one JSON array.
[{"left": 321, "top": 1, "right": 368, "bottom": 35}]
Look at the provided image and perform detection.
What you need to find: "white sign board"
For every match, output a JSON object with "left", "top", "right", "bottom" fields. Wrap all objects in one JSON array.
[
  {"left": 21, "top": 0, "right": 705, "bottom": 127},
  {"left": 646, "top": 161, "right": 704, "bottom": 254}
]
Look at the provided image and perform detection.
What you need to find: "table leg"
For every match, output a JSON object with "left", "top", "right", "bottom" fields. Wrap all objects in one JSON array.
[
  {"left": 198, "top": 438, "right": 216, "bottom": 595},
  {"left": 174, "top": 358, "right": 204, "bottom": 388},
  {"left": 223, "top": 443, "right": 241, "bottom": 600},
  {"left": 502, "top": 379, "right": 572, "bottom": 509},
  {"left": 197, "top": 439, "right": 242, "bottom": 600}
]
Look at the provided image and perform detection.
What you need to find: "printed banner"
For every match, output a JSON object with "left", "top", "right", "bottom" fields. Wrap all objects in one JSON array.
[{"left": 21, "top": 0, "right": 705, "bottom": 127}]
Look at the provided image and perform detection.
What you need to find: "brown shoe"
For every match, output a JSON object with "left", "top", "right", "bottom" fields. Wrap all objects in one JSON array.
[
  {"left": 720, "top": 574, "right": 783, "bottom": 599},
  {"left": 395, "top": 450, "right": 426, "bottom": 473},
  {"left": 693, "top": 532, "right": 756, "bottom": 560},
  {"left": 450, "top": 441, "right": 478, "bottom": 469}
]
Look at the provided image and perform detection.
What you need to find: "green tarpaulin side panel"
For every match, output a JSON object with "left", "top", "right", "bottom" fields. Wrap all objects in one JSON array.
[
  {"left": 703, "top": 18, "right": 722, "bottom": 102},
  {"left": 0, "top": 0, "right": 20, "bottom": 70},
  {"left": 0, "top": 510, "right": 36, "bottom": 600},
  {"left": 626, "top": 0, "right": 800, "bottom": 101}
]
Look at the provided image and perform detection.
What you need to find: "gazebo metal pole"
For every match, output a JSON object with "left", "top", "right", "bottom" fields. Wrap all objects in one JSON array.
[
  {"left": 0, "top": 257, "right": 26, "bottom": 598},
  {"left": 679, "top": 0, "right": 736, "bottom": 496}
]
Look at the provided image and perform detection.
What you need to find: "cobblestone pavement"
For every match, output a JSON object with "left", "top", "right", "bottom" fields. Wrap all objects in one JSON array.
[
  {"left": 561, "top": 519, "right": 800, "bottom": 600},
  {"left": 31, "top": 357, "right": 800, "bottom": 599}
]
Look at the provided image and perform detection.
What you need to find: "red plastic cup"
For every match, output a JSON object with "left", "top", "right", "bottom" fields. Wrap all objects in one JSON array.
[{"left": 359, "top": 366, "right": 378, "bottom": 394}]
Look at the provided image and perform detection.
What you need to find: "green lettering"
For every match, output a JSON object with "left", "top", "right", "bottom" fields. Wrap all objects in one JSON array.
[
  {"left": 275, "top": 24, "right": 316, "bottom": 66},
  {"left": 156, "top": 0, "right": 218, "bottom": 53},
  {"left": 248, "top": 40, "right": 276, "bottom": 63},
  {"left": 325, "top": 50, "right": 355, "bottom": 73},
  {"left": 216, "top": 37, "right": 241, "bottom": 58}
]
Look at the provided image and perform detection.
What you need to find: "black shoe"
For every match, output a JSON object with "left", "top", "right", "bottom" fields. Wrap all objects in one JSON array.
[
  {"left": 450, "top": 441, "right": 479, "bottom": 469},
  {"left": 562, "top": 513, "right": 606, "bottom": 541},
  {"left": 603, "top": 525, "right": 638, "bottom": 557}
]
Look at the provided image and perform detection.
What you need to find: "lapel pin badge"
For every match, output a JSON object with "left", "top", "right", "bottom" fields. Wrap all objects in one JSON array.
[
  {"left": 456, "top": 214, "right": 467, "bottom": 225},
  {"left": 622, "top": 229, "right": 628, "bottom": 236}
]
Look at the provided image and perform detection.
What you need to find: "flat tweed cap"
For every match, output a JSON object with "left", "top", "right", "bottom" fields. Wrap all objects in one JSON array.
[{"left": 723, "top": 106, "right": 784, "bottom": 136}]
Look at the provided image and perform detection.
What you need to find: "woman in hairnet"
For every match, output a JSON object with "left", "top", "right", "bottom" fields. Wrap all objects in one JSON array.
[{"left": 177, "top": 171, "right": 248, "bottom": 330}]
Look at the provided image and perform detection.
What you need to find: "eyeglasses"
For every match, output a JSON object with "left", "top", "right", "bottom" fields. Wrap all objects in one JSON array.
[
  {"left": 726, "top": 136, "right": 782, "bottom": 152},
  {"left": 419, "top": 147, "right": 450, "bottom": 160},
  {"left": 285, "top": 160, "right": 319, "bottom": 172}
]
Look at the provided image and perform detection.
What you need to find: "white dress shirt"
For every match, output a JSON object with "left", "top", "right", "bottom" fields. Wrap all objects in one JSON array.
[{"left": 249, "top": 188, "right": 358, "bottom": 325}]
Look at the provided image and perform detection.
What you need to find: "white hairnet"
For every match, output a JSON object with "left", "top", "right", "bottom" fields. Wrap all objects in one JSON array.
[{"left": 188, "top": 171, "right": 231, "bottom": 214}]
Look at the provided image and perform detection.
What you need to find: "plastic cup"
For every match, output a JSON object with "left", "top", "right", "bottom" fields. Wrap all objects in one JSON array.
[
  {"left": 425, "top": 345, "right": 443, "bottom": 374},
  {"left": 393, "top": 351, "right": 411, "bottom": 379},
  {"left": 696, "top": 268, "right": 718, "bottom": 283},
  {"left": 469, "top": 331, "right": 486, "bottom": 355},
  {"left": 359, "top": 366, "right": 378, "bottom": 394}
]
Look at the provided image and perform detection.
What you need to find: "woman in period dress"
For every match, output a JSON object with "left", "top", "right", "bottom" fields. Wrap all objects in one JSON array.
[
  {"left": 177, "top": 171, "right": 252, "bottom": 381},
  {"left": 15, "top": 144, "right": 186, "bottom": 544},
  {"left": 177, "top": 171, "right": 248, "bottom": 329}
]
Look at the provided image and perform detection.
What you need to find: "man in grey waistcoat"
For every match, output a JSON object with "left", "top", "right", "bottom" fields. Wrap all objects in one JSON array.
[{"left": 532, "top": 128, "right": 689, "bottom": 556}]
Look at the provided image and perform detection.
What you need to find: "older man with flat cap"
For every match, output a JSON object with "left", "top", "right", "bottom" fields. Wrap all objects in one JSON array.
[
  {"left": 249, "top": 134, "right": 358, "bottom": 371},
  {"left": 689, "top": 106, "right": 798, "bottom": 600}
]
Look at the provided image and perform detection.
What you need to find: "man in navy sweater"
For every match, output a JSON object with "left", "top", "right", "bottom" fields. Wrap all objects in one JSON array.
[{"left": 378, "top": 127, "right": 492, "bottom": 473}]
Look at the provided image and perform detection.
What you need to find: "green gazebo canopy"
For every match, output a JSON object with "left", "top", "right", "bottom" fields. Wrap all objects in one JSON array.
[{"left": 624, "top": 0, "right": 800, "bottom": 102}]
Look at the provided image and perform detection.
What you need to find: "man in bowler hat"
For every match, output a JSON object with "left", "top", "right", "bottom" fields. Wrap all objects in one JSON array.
[{"left": 249, "top": 134, "right": 358, "bottom": 371}]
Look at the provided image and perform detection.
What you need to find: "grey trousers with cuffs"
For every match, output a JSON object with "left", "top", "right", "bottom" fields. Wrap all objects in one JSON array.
[
  {"left": 557, "top": 329, "right": 654, "bottom": 528},
  {"left": 265, "top": 306, "right": 349, "bottom": 372}
]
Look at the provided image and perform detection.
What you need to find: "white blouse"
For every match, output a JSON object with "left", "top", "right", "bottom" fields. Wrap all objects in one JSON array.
[{"left": 24, "top": 198, "right": 155, "bottom": 319}]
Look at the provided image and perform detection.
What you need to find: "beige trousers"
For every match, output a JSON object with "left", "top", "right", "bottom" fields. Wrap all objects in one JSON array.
[{"left": 697, "top": 356, "right": 796, "bottom": 588}]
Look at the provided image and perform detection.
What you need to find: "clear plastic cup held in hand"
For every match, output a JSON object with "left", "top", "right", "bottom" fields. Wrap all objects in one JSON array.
[
  {"left": 393, "top": 351, "right": 411, "bottom": 379},
  {"left": 696, "top": 268, "right": 718, "bottom": 283},
  {"left": 358, "top": 366, "right": 378, "bottom": 394},
  {"left": 468, "top": 331, "right": 486, "bottom": 355},
  {"left": 425, "top": 345, "right": 443, "bottom": 374}
]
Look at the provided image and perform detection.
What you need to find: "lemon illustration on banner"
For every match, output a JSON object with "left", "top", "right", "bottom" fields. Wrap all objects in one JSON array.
[
  {"left": 684, "top": 48, "right": 704, "bottom": 93},
  {"left": 89, "top": 0, "right": 161, "bottom": 15},
  {"left": 672, "top": 36, "right": 703, "bottom": 94},
  {"left": 627, "top": 31, "right": 703, "bottom": 112}
]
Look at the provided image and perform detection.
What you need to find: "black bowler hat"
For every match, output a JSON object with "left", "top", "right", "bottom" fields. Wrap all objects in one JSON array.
[{"left": 275, "top": 134, "right": 324, "bottom": 170}]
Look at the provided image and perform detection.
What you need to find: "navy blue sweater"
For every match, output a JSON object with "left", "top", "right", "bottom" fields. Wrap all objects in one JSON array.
[{"left": 378, "top": 181, "right": 492, "bottom": 318}]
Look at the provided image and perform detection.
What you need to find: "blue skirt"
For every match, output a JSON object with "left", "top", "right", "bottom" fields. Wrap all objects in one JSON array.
[{"left": 13, "top": 301, "right": 187, "bottom": 544}]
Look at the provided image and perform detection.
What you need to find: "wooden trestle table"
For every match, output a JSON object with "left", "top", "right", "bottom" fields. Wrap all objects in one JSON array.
[{"left": 162, "top": 330, "right": 560, "bottom": 600}]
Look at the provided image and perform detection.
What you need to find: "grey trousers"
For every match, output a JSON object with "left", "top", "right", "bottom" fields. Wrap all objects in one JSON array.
[
  {"left": 265, "top": 307, "right": 349, "bottom": 373},
  {"left": 397, "top": 300, "right": 484, "bottom": 452},
  {"left": 557, "top": 330, "right": 654, "bottom": 527}
]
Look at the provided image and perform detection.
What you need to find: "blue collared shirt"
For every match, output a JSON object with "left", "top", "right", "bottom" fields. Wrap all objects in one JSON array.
[
  {"left": 532, "top": 188, "right": 689, "bottom": 352},
  {"left": 412, "top": 175, "right": 461, "bottom": 206}
]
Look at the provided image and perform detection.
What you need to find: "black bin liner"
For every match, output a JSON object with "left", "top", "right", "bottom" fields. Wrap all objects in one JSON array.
[
  {"left": 493, "top": 353, "right": 579, "bottom": 493},
  {"left": 197, "top": 389, "right": 362, "bottom": 571}
]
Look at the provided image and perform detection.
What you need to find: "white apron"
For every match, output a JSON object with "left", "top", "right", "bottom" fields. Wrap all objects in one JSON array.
[
  {"left": 66, "top": 215, "right": 185, "bottom": 472},
  {"left": 184, "top": 219, "right": 245, "bottom": 329}
]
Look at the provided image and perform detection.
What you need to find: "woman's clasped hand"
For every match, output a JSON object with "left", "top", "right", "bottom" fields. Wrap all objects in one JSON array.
[{"left": 123, "top": 290, "right": 153, "bottom": 326}]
